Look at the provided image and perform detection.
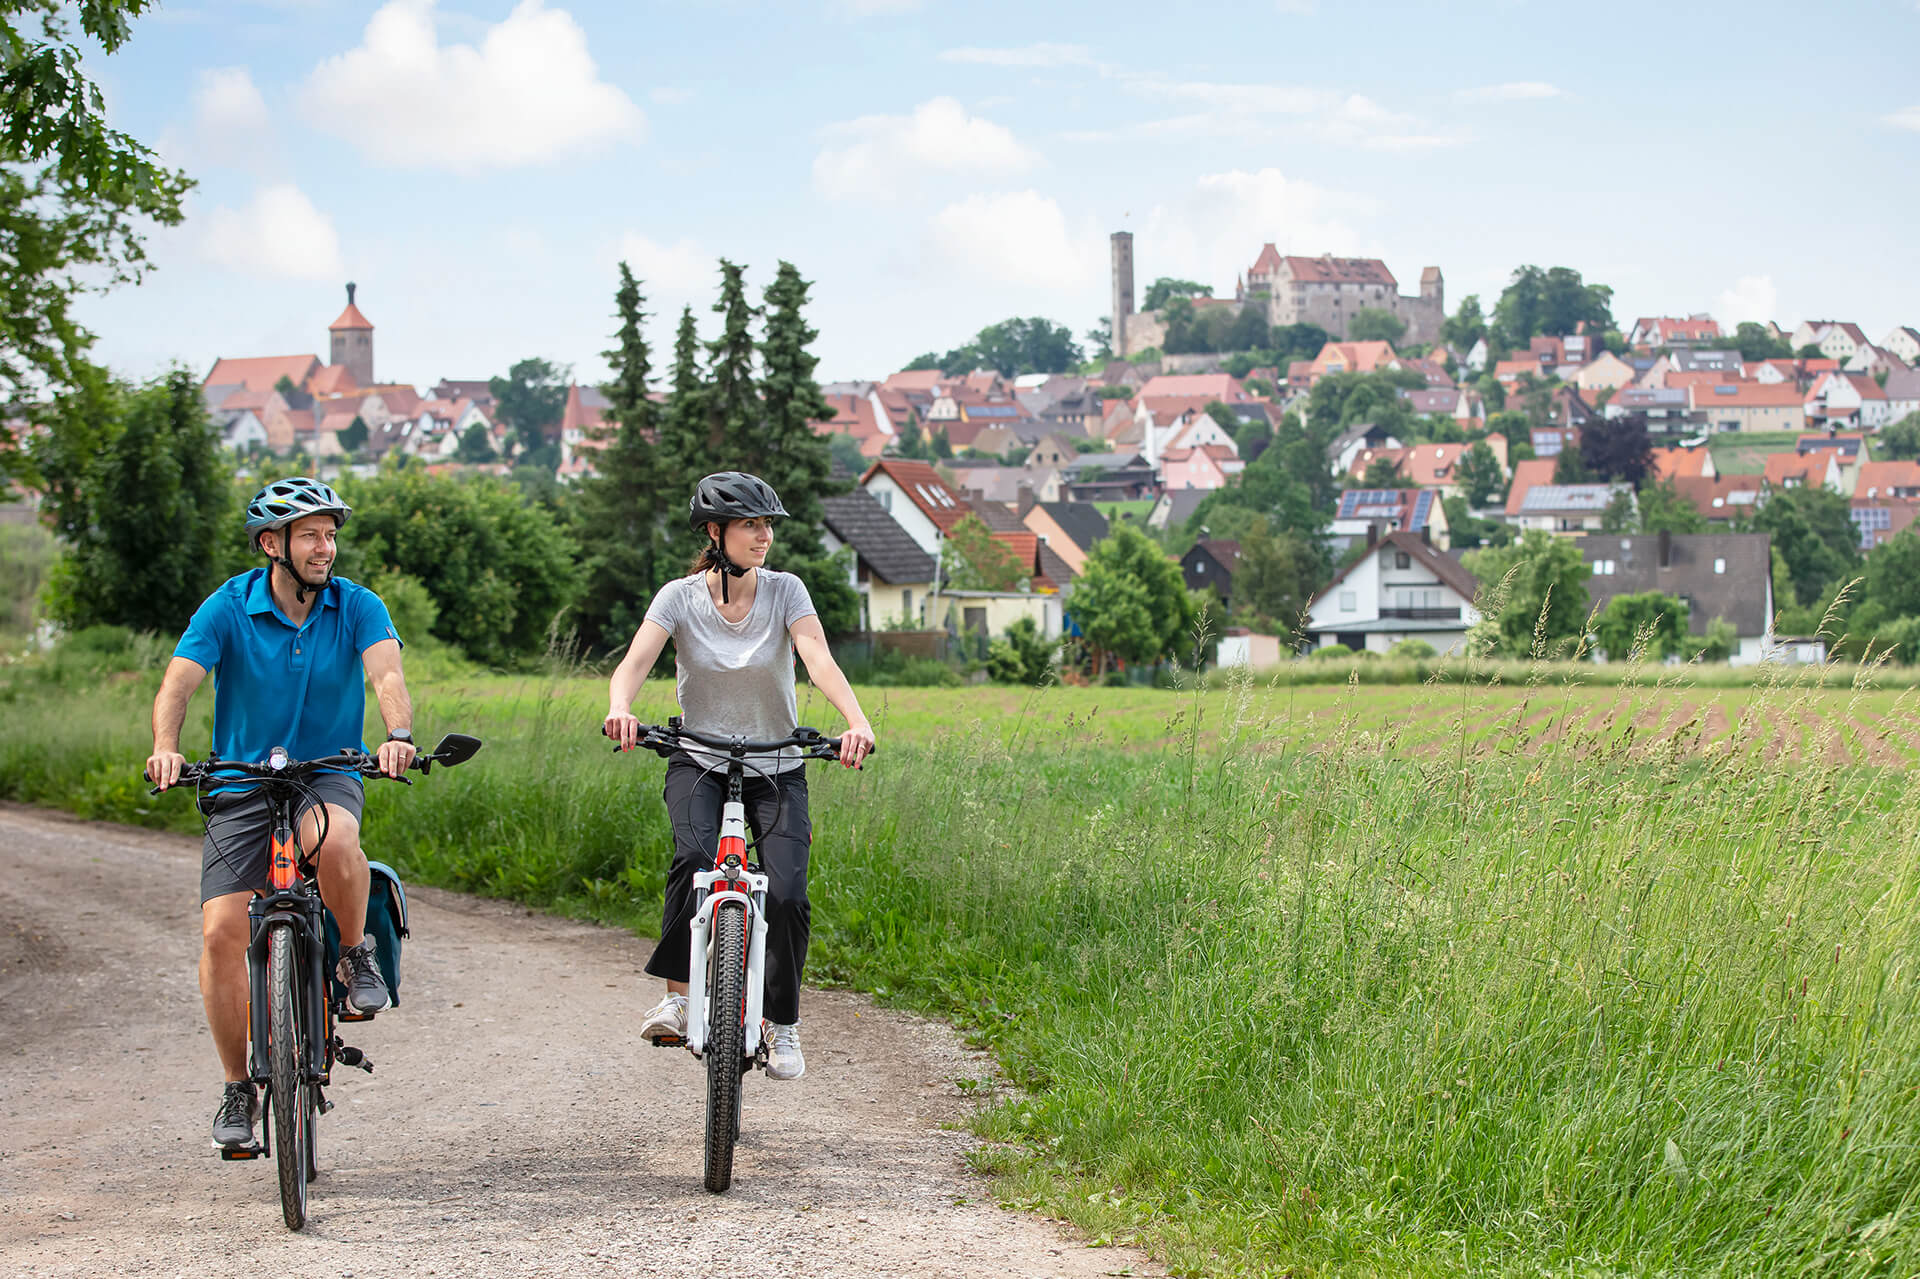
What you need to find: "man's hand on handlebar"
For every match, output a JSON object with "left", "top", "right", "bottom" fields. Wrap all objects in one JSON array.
[
  {"left": 605, "top": 709, "right": 642, "bottom": 752},
  {"left": 375, "top": 737, "right": 417, "bottom": 778},
  {"left": 146, "top": 749, "right": 187, "bottom": 790}
]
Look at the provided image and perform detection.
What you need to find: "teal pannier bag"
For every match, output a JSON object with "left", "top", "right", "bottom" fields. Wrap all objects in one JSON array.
[{"left": 324, "top": 860, "right": 410, "bottom": 1008}]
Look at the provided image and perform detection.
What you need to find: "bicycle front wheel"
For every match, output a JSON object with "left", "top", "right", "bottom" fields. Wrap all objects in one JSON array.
[
  {"left": 703, "top": 900, "right": 747, "bottom": 1193},
  {"left": 267, "top": 922, "right": 310, "bottom": 1230}
]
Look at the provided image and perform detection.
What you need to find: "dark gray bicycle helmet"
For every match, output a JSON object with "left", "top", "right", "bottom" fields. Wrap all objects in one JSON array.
[
  {"left": 687, "top": 471, "right": 788, "bottom": 531},
  {"left": 688, "top": 472, "right": 787, "bottom": 601},
  {"left": 245, "top": 476, "right": 351, "bottom": 603}
]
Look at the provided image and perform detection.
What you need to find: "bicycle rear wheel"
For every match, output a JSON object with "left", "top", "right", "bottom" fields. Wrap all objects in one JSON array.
[
  {"left": 267, "top": 923, "right": 310, "bottom": 1230},
  {"left": 703, "top": 901, "right": 747, "bottom": 1193}
]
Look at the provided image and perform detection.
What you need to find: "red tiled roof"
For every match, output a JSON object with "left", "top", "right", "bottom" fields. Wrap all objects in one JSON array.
[
  {"left": 1663, "top": 370, "right": 1747, "bottom": 391},
  {"left": 858, "top": 458, "right": 971, "bottom": 532},
  {"left": 1650, "top": 446, "right": 1711, "bottom": 481},
  {"left": 203, "top": 354, "right": 322, "bottom": 393},
  {"left": 1313, "top": 341, "right": 1398, "bottom": 375},
  {"left": 1282, "top": 255, "right": 1396, "bottom": 287},
  {"left": 560, "top": 383, "right": 608, "bottom": 437},
  {"left": 1249, "top": 243, "right": 1283, "bottom": 277},
  {"left": 329, "top": 302, "right": 373, "bottom": 331},
  {"left": 221, "top": 388, "right": 274, "bottom": 412},
  {"left": 884, "top": 369, "right": 947, "bottom": 393},
  {"left": 1670, "top": 474, "right": 1762, "bottom": 518},
  {"left": 1765, "top": 452, "right": 1832, "bottom": 488},
  {"left": 307, "top": 364, "right": 358, "bottom": 397},
  {"left": 1688, "top": 382, "right": 1805, "bottom": 408},
  {"left": 1136, "top": 373, "right": 1247, "bottom": 401},
  {"left": 1504, "top": 457, "right": 1558, "bottom": 517},
  {"left": 1857, "top": 460, "right": 1920, "bottom": 497}
]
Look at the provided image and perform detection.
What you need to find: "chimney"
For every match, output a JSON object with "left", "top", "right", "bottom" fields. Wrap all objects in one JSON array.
[
  {"left": 346, "top": 281, "right": 357, "bottom": 307},
  {"left": 1016, "top": 483, "right": 1037, "bottom": 517},
  {"left": 1367, "top": 523, "right": 1380, "bottom": 548},
  {"left": 1420, "top": 526, "right": 1431, "bottom": 546},
  {"left": 1658, "top": 528, "right": 1672, "bottom": 569}
]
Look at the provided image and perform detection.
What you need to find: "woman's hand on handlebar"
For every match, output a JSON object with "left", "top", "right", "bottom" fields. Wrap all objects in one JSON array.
[
  {"left": 839, "top": 718, "right": 875, "bottom": 769},
  {"left": 146, "top": 749, "right": 188, "bottom": 790},
  {"left": 604, "top": 709, "right": 642, "bottom": 752}
]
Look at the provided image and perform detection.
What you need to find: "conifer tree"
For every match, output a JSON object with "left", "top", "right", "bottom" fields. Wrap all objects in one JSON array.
[
  {"left": 570, "top": 263, "right": 670, "bottom": 652},
  {"left": 752, "top": 260, "right": 860, "bottom": 633},
  {"left": 656, "top": 304, "right": 709, "bottom": 570},
  {"left": 705, "top": 259, "right": 759, "bottom": 457}
]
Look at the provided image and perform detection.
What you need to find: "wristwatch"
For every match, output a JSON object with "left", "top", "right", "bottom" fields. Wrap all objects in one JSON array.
[{"left": 386, "top": 728, "right": 414, "bottom": 744}]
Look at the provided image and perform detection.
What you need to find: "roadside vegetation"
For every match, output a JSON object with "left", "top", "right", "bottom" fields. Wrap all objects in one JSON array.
[{"left": 3, "top": 644, "right": 1917, "bottom": 1277}]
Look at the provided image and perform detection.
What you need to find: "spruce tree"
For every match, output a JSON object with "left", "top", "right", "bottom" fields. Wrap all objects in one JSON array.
[
  {"left": 753, "top": 260, "right": 860, "bottom": 633},
  {"left": 570, "top": 263, "right": 670, "bottom": 653},
  {"left": 705, "top": 259, "right": 759, "bottom": 459},
  {"left": 656, "top": 304, "right": 709, "bottom": 571}
]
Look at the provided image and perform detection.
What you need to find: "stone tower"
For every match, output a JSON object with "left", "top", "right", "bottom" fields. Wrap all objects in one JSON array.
[
  {"left": 1110, "top": 231, "right": 1135, "bottom": 360},
  {"left": 329, "top": 282, "right": 374, "bottom": 388}
]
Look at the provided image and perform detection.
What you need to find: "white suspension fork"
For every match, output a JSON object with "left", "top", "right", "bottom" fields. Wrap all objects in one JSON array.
[{"left": 684, "top": 798, "right": 769, "bottom": 1059}]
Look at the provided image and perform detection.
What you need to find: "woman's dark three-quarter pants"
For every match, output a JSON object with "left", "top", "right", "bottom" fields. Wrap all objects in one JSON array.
[{"left": 644, "top": 754, "right": 813, "bottom": 1026}]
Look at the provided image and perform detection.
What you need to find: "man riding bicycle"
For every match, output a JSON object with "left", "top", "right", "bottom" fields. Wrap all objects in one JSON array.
[
  {"left": 145, "top": 476, "right": 419, "bottom": 1152},
  {"left": 605, "top": 472, "right": 875, "bottom": 1081}
]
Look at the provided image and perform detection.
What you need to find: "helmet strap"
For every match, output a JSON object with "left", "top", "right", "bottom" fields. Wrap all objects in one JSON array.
[
  {"left": 265, "top": 535, "right": 330, "bottom": 606},
  {"left": 709, "top": 535, "right": 746, "bottom": 604}
]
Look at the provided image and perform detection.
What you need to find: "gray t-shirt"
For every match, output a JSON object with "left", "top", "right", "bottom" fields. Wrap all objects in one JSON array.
[{"left": 643, "top": 569, "right": 818, "bottom": 772}]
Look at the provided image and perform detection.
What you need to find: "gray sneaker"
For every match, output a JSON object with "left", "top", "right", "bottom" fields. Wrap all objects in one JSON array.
[
  {"left": 765, "top": 1021, "right": 805, "bottom": 1080},
  {"left": 212, "top": 1081, "right": 259, "bottom": 1149},
  {"left": 639, "top": 992, "right": 688, "bottom": 1043},
  {"left": 335, "top": 935, "right": 391, "bottom": 1014}
]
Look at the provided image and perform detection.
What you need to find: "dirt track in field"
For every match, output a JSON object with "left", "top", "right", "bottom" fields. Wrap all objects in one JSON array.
[{"left": 0, "top": 805, "right": 1158, "bottom": 1279}]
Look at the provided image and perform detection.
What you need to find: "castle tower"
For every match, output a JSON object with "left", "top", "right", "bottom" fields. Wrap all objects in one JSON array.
[
  {"left": 1110, "top": 231, "right": 1135, "bottom": 360},
  {"left": 329, "top": 282, "right": 374, "bottom": 388},
  {"left": 1416, "top": 267, "right": 1444, "bottom": 345}
]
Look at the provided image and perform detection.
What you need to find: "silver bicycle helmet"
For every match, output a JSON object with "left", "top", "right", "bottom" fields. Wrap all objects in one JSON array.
[{"left": 245, "top": 477, "right": 352, "bottom": 603}]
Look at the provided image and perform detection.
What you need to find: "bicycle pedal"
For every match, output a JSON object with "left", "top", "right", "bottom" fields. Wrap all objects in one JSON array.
[
  {"left": 337, "top": 1010, "right": 377, "bottom": 1023},
  {"left": 218, "top": 1144, "right": 263, "bottom": 1161},
  {"left": 648, "top": 1034, "right": 688, "bottom": 1048}
]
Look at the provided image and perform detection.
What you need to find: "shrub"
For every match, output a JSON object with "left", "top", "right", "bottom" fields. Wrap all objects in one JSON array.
[
  {"left": 1310, "top": 642, "right": 1355, "bottom": 660},
  {"left": 1388, "top": 638, "right": 1436, "bottom": 659}
]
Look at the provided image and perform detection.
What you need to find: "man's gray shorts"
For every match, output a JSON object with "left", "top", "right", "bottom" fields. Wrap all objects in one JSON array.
[{"left": 199, "top": 773, "right": 365, "bottom": 904}]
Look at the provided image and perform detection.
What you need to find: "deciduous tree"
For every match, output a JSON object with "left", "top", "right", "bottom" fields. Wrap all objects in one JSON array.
[
  {"left": 1349, "top": 308, "right": 1407, "bottom": 344},
  {"left": 1461, "top": 529, "right": 1593, "bottom": 659}
]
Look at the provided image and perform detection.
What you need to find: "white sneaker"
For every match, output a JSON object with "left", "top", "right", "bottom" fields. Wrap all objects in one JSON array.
[
  {"left": 639, "top": 992, "right": 688, "bottom": 1043},
  {"left": 765, "top": 1020, "right": 805, "bottom": 1080}
]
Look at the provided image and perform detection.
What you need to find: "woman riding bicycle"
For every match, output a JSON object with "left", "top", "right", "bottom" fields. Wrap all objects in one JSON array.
[{"left": 604, "top": 472, "right": 875, "bottom": 1081}]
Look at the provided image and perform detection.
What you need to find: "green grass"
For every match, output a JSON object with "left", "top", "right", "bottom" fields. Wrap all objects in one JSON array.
[
  {"left": 1093, "top": 499, "right": 1156, "bottom": 523},
  {"left": 4, "top": 659, "right": 1919, "bottom": 1276}
]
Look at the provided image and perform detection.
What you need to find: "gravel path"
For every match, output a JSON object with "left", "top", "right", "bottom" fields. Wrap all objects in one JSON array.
[{"left": 0, "top": 805, "right": 1159, "bottom": 1279}]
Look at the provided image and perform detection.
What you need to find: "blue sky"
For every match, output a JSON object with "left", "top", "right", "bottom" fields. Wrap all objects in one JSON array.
[{"left": 79, "top": 0, "right": 1920, "bottom": 390}]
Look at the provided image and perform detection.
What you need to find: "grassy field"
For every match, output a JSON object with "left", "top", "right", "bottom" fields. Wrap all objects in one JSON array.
[
  {"left": 4, "top": 657, "right": 1918, "bottom": 1276},
  {"left": 1704, "top": 427, "right": 1878, "bottom": 477}
]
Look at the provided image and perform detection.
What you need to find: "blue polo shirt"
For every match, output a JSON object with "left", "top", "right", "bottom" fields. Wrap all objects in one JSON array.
[{"left": 174, "top": 570, "right": 402, "bottom": 780}]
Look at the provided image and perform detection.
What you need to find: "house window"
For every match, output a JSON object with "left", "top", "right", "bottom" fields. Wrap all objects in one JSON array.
[
  {"left": 1394, "top": 552, "right": 1411, "bottom": 569},
  {"left": 875, "top": 489, "right": 891, "bottom": 512},
  {"left": 1596, "top": 559, "right": 1616, "bottom": 575},
  {"left": 1714, "top": 558, "right": 1726, "bottom": 575},
  {"left": 1339, "top": 591, "right": 1357, "bottom": 613},
  {"left": 902, "top": 589, "right": 912, "bottom": 618}
]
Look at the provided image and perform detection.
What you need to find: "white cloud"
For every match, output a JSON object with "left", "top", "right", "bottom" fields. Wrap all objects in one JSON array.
[
  {"left": 616, "top": 233, "right": 712, "bottom": 294},
  {"left": 1717, "top": 275, "right": 1777, "bottom": 328},
  {"left": 1885, "top": 106, "right": 1920, "bottom": 131},
  {"left": 1075, "top": 77, "right": 1460, "bottom": 149},
  {"left": 1454, "top": 81, "right": 1563, "bottom": 103},
  {"left": 301, "top": 0, "right": 643, "bottom": 173},
  {"left": 928, "top": 190, "right": 1099, "bottom": 290},
  {"left": 937, "top": 43, "right": 1093, "bottom": 68},
  {"left": 160, "top": 66, "right": 274, "bottom": 168},
  {"left": 199, "top": 184, "right": 345, "bottom": 281},
  {"left": 814, "top": 97, "right": 1040, "bottom": 200},
  {"left": 1141, "top": 167, "right": 1381, "bottom": 297}
]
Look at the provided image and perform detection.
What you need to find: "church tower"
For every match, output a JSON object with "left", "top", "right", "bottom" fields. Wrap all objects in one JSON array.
[{"left": 329, "top": 282, "right": 374, "bottom": 387}]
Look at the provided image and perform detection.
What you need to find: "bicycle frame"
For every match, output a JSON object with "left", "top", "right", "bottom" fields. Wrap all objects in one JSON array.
[{"left": 244, "top": 801, "right": 335, "bottom": 1108}]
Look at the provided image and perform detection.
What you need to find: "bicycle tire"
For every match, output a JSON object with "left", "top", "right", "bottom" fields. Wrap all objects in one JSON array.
[
  {"left": 268, "top": 923, "right": 309, "bottom": 1230},
  {"left": 703, "top": 901, "right": 747, "bottom": 1193}
]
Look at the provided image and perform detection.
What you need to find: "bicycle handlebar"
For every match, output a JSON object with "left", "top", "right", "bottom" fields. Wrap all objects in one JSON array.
[
  {"left": 147, "top": 733, "right": 483, "bottom": 795},
  {"left": 604, "top": 721, "right": 861, "bottom": 764}
]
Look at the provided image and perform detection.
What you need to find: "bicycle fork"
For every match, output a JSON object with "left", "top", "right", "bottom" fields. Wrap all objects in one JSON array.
[{"left": 685, "top": 798, "right": 770, "bottom": 1060}]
